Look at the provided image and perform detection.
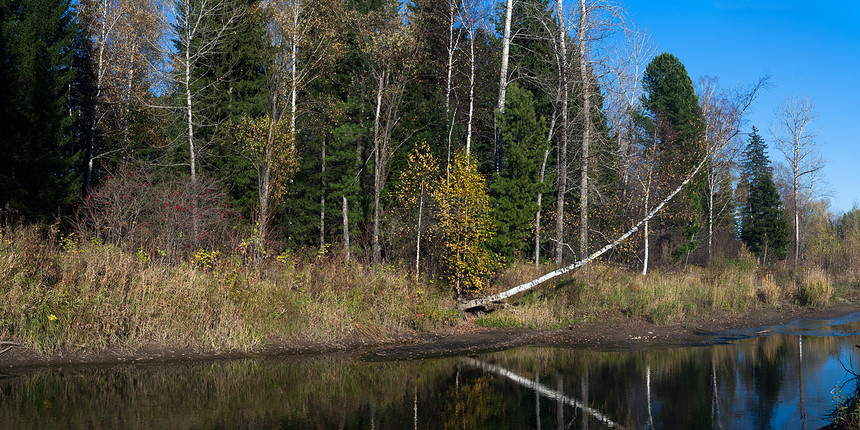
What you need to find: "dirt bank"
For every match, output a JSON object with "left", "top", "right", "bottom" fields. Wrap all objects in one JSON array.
[{"left": 2, "top": 301, "right": 858, "bottom": 368}]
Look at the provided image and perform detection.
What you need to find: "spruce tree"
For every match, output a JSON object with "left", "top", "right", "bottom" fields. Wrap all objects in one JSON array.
[
  {"left": 0, "top": 0, "right": 81, "bottom": 219},
  {"left": 740, "top": 127, "right": 789, "bottom": 262},
  {"left": 490, "top": 83, "right": 548, "bottom": 258}
]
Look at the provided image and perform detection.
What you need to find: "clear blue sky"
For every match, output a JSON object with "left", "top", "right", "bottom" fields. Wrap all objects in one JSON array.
[{"left": 623, "top": 1, "right": 860, "bottom": 214}]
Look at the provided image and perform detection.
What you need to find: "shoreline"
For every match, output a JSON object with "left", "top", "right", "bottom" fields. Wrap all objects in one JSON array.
[{"left": 2, "top": 301, "right": 858, "bottom": 369}]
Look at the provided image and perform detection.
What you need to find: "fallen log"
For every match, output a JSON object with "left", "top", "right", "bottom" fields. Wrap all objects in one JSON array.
[
  {"left": 458, "top": 153, "right": 709, "bottom": 311},
  {"left": 0, "top": 341, "right": 19, "bottom": 356}
]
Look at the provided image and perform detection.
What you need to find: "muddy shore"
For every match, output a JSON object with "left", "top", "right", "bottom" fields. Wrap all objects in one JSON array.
[{"left": 2, "top": 301, "right": 858, "bottom": 368}]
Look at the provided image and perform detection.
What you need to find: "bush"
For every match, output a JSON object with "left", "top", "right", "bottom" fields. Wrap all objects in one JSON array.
[
  {"left": 797, "top": 267, "right": 832, "bottom": 306},
  {"left": 75, "top": 169, "right": 242, "bottom": 261}
]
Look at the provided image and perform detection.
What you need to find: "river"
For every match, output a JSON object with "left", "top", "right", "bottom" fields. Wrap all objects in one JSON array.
[{"left": 3, "top": 313, "right": 860, "bottom": 429}]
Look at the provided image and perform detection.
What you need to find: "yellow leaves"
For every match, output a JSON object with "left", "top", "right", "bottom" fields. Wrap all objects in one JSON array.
[
  {"left": 433, "top": 152, "right": 496, "bottom": 294},
  {"left": 229, "top": 115, "right": 299, "bottom": 205},
  {"left": 397, "top": 142, "right": 438, "bottom": 207}
]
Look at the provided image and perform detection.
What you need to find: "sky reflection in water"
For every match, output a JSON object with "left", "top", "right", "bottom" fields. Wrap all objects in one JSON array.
[{"left": 3, "top": 313, "right": 860, "bottom": 429}]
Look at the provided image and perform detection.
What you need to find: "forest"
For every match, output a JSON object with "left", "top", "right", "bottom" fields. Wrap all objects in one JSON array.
[{"left": 2, "top": 0, "right": 860, "bottom": 348}]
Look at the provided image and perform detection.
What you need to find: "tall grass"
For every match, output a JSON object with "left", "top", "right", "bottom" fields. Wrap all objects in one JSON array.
[
  {"left": 476, "top": 247, "right": 837, "bottom": 328},
  {"left": 0, "top": 225, "right": 459, "bottom": 354}
]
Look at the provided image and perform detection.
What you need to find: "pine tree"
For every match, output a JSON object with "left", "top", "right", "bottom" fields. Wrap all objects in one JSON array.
[
  {"left": 640, "top": 52, "right": 706, "bottom": 262},
  {"left": 740, "top": 127, "right": 789, "bottom": 262}
]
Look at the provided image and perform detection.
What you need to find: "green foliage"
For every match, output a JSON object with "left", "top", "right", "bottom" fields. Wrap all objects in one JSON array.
[
  {"left": 740, "top": 128, "right": 789, "bottom": 262},
  {"left": 640, "top": 52, "right": 706, "bottom": 261},
  {"left": 490, "top": 83, "right": 548, "bottom": 258},
  {"left": 0, "top": 0, "right": 81, "bottom": 219}
]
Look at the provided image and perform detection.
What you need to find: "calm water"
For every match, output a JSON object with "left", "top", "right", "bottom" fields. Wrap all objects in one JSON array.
[{"left": 4, "top": 313, "right": 860, "bottom": 429}]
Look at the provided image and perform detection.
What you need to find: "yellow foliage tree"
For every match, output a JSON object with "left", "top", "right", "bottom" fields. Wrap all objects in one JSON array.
[
  {"left": 397, "top": 143, "right": 439, "bottom": 280},
  {"left": 433, "top": 152, "right": 496, "bottom": 298},
  {"left": 231, "top": 115, "right": 298, "bottom": 248}
]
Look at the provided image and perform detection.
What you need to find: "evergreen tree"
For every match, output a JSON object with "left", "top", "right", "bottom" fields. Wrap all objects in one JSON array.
[
  {"left": 0, "top": 0, "right": 81, "bottom": 218},
  {"left": 640, "top": 52, "right": 706, "bottom": 262},
  {"left": 740, "top": 127, "right": 789, "bottom": 262},
  {"left": 490, "top": 83, "right": 548, "bottom": 258},
  {"left": 198, "top": 0, "right": 268, "bottom": 217}
]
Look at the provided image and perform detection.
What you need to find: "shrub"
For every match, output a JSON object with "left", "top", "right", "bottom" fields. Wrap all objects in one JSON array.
[
  {"left": 75, "top": 169, "right": 242, "bottom": 261},
  {"left": 797, "top": 267, "right": 832, "bottom": 306}
]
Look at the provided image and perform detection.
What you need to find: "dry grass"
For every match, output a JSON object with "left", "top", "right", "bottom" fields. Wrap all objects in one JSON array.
[
  {"left": 0, "top": 225, "right": 459, "bottom": 354},
  {"left": 797, "top": 267, "right": 833, "bottom": 306},
  {"left": 478, "top": 247, "right": 840, "bottom": 328}
]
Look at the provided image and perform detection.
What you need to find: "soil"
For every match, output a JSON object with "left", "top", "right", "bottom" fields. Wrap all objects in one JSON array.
[{"left": 2, "top": 301, "right": 859, "bottom": 368}]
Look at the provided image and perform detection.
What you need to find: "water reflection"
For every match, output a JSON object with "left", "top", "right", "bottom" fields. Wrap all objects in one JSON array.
[{"left": 3, "top": 315, "right": 860, "bottom": 429}]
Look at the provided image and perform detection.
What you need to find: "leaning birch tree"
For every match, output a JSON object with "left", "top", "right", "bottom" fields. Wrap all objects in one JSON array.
[{"left": 459, "top": 143, "right": 715, "bottom": 310}]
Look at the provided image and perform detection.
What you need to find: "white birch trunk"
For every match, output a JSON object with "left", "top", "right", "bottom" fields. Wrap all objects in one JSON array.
[
  {"left": 794, "top": 175, "right": 800, "bottom": 261},
  {"left": 642, "top": 167, "right": 651, "bottom": 276},
  {"left": 578, "top": 0, "right": 589, "bottom": 260},
  {"left": 372, "top": 71, "right": 385, "bottom": 266},
  {"left": 554, "top": 0, "right": 568, "bottom": 264},
  {"left": 459, "top": 152, "right": 710, "bottom": 310},
  {"left": 185, "top": 43, "right": 196, "bottom": 183},
  {"left": 320, "top": 137, "right": 326, "bottom": 251},
  {"left": 290, "top": 2, "right": 298, "bottom": 151},
  {"left": 342, "top": 195, "right": 350, "bottom": 262},
  {"left": 498, "top": 0, "right": 512, "bottom": 114},
  {"left": 708, "top": 181, "right": 714, "bottom": 262},
  {"left": 87, "top": 0, "right": 110, "bottom": 194},
  {"left": 466, "top": 37, "right": 475, "bottom": 158},
  {"left": 535, "top": 148, "right": 550, "bottom": 267},
  {"left": 445, "top": 0, "right": 456, "bottom": 177},
  {"left": 415, "top": 194, "right": 423, "bottom": 280}
]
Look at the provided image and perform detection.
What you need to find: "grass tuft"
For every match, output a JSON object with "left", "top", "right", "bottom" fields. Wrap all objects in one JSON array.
[{"left": 797, "top": 267, "right": 833, "bottom": 306}]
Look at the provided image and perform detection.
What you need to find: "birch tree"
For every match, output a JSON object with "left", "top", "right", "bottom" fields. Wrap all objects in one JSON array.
[
  {"left": 168, "top": 0, "right": 240, "bottom": 184},
  {"left": 459, "top": 141, "right": 716, "bottom": 310},
  {"left": 457, "top": 0, "right": 486, "bottom": 158},
  {"left": 772, "top": 95, "right": 822, "bottom": 261},
  {"left": 262, "top": 0, "right": 340, "bottom": 245},
  {"left": 698, "top": 76, "right": 768, "bottom": 262},
  {"left": 79, "top": 0, "right": 123, "bottom": 193},
  {"left": 79, "top": 0, "right": 164, "bottom": 191},
  {"left": 355, "top": 2, "right": 417, "bottom": 266},
  {"left": 495, "top": 0, "right": 514, "bottom": 171}
]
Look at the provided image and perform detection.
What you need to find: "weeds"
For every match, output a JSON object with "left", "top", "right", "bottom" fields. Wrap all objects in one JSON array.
[
  {"left": 480, "top": 255, "right": 839, "bottom": 329},
  {"left": 0, "top": 224, "right": 458, "bottom": 354},
  {"left": 798, "top": 267, "right": 833, "bottom": 306}
]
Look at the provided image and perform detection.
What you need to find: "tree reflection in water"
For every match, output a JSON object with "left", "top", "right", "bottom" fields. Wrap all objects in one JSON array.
[{"left": 2, "top": 319, "right": 860, "bottom": 429}]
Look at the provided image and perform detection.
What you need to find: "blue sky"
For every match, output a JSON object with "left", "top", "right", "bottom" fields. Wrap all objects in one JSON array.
[{"left": 623, "top": 1, "right": 859, "bottom": 214}]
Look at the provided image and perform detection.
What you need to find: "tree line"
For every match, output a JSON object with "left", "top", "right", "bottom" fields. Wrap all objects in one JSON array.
[{"left": 0, "top": 0, "right": 838, "bottom": 296}]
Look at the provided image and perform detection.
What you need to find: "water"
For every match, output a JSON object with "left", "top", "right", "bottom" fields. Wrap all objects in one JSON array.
[{"left": 3, "top": 313, "right": 860, "bottom": 429}]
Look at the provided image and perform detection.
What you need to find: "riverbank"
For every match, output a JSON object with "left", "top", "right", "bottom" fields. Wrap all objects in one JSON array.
[
  {"left": 3, "top": 223, "right": 859, "bottom": 369},
  {"left": 2, "top": 300, "right": 858, "bottom": 368}
]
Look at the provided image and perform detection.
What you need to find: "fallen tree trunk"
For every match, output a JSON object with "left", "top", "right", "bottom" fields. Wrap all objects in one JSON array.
[
  {"left": 458, "top": 153, "right": 709, "bottom": 311},
  {"left": 0, "top": 341, "right": 19, "bottom": 356}
]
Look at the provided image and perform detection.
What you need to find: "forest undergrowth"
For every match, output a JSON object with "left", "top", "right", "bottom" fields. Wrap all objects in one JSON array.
[{"left": 1, "top": 222, "right": 857, "bottom": 354}]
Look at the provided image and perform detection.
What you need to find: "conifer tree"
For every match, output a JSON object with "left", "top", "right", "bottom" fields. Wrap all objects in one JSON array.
[
  {"left": 0, "top": 0, "right": 81, "bottom": 218},
  {"left": 740, "top": 127, "right": 788, "bottom": 262},
  {"left": 490, "top": 83, "right": 548, "bottom": 258},
  {"left": 640, "top": 52, "right": 706, "bottom": 262}
]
